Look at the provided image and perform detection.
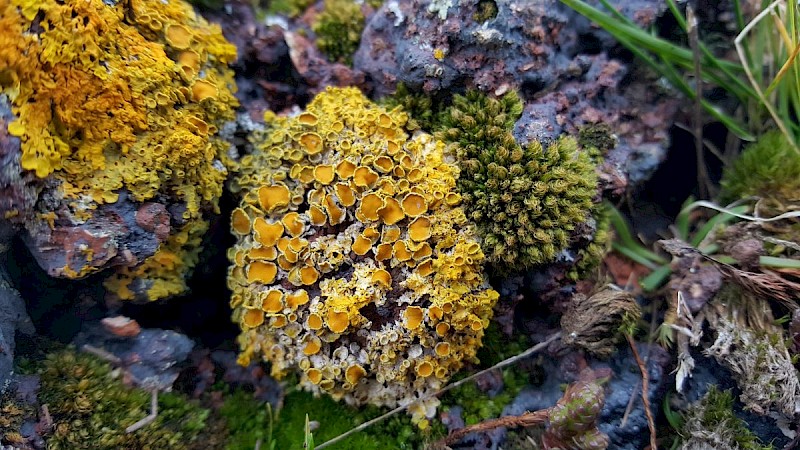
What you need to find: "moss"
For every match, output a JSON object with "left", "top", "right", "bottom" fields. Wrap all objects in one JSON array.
[
  {"left": 0, "top": 392, "right": 36, "bottom": 447},
  {"left": 312, "top": 0, "right": 365, "bottom": 65},
  {"left": 473, "top": 0, "right": 498, "bottom": 22},
  {"left": 218, "top": 390, "right": 276, "bottom": 450},
  {"left": 380, "top": 83, "right": 439, "bottom": 132},
  {"left": 266, "top": 0, "right": 316, "bottom": 17},
  {"left": 38, "top": 348, "right": 209, "bottom": 450},
  {"left": 273, "top": 390, "right": 442, "bottom": 449},
  {"left": 442, "top": 368, "right": 528, "bottom": 427},
  {"left": 568, "top": 202, "right": 611, "bottom": 281},
  {"left": 436, "top": 91, "right": 599, "bottom": 272},
  {"left": 577, "top": 123, "right": 617, "bottom": 154},
  {"left": 720, "top": 130, "right": 800, "bottom": 207},
  {"left": 681, "top": 387, "right": 773, "bottom": 450}
]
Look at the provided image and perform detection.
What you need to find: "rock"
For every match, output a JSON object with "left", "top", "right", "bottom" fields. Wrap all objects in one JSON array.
[{"left": 0, "top": 221, "right": 33, "bottom": 394}]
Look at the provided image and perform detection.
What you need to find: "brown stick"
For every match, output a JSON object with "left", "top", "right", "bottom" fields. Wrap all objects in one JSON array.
[
  {"left": 435, "top": 409, "right": 550, "bottom": 447},
  {"left": 627, "top": 334, "right": 657, "bottom": 450}
]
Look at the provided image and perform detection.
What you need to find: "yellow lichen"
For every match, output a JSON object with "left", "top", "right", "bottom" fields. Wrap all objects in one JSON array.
[{"left": 228, "top": 87, "right": 498, "bottom": 424}]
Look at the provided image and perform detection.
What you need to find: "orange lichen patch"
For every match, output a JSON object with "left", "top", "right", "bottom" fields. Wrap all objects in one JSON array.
[
  {"left": 258, "top": 185, "right": 291, "bottom": 212},
  {"left": 401, "top": 193, "right": 428, "bottom": 217},
  {"left": 371, "top": 269, "right": 392, "bottom": 288},
  {"left": 297, "top": 167, "right": 315, "bottom": 184},
  {"left": 408, "top": 217, "right": 432, "bottom": 241},
  {"left": 415, "top": 361, "right": 434, "bottom": 377},
  {"left": 303, "top": 336, "right": 322, "bottom": 355},
  {"left": 334, "top": 183, "right": 356, "bottom": 207},
  {"left": 404, "top": 306, "right": 424, "bottom": 329},
  {"left": 327, "top": 310, "right": 350, "bottom": 333},
  {"left": 387, "top": 140, "right": 400, "bottom": 155},
  {"left": 248, "top": 246, "right": 278, "bottom": 261},
  {"left": 283, "top": 248, "right": 299, "bottom": 264},
  {"left": 246, "top": 262, "right": 278, "bottom": 284},
  {"left": 309, "top": 205, "right": 327, "bottom": 226},
  {"left": 271, "top": 315, "right": 288, "bottom": 328},
  {"left": 378, "top": 113, "right": 393, "bottom": 127},
  {"left": 253, "top": 218, "right": 284, "bottom": 247},
  {"left": 374, "top": 156, "right": 394, "bottom": 173},
  {"left": 299, "top": 132, "right": 323, "bottom": 154},
  {"left": 307, "top": 313, "right": 324, "bottom": 330},
  {"left": 435, "top": 342, "right": 451, "bottom": 357},
  {"left": 471, "top": 319, "right": 484, "bottom": 331},
  {"left": 299, "top": 266, "right": 319, "bottom": 285},
  {"left": 233, "top": 249, "right": 247, "bottom": 267},
  {"left": 314, "top": 165, "right": 335, "bottom": 184},
  {"left": 377, "top": 178, "right": 396, "bottom": 196},
  {"left": 336, "top": 160, "right": 357, "bottom": 179},
  {"left": 345, "top": 364, "right": 367, "bottom": 385},
  {"left": 406, "top": 168, "right": 424, "bottom": 182},
  {"left": 287, "top": 290, "right": 310, "bottom": 309},
  {"left": 282, "top": 212, "right": 305, "bottom": 237},
  {"left": 353, "top": 166, "right": 379, "bottom": 188},
  {"left": 352, "top": 235, "right": 373, "bottom": 256},
  {"left": 243, "top": 309, "right": 265, "bottom": 328},
  {"left": 277, "top": 237, "right": 291, "bottom": 254},
  {"left": 413, "top": 243, "right": 432, "bottom": 260},
  {"left": 298, "top": 112, "right": 318, "bottom": 126},
  {"left": 192, "top": 79, "right": 218, "bottom": 101},
  {"left": 375, "top": 243, "right": 393, "bottom": 261},
  {"left": 382, "top": 226, "right": 401, "bottom": 243},
  {"left": 177, "top": 50, "right": 201, "bottom": 78},
  {"left": 428, "top": 305, "right": 444, "bottom": 321},
  {"left": 231, "top": 208, "right": 250, "bottom": 236},
  {"left": 393, "top": 241, "right": 412, "bottom": 261},
  {"left": 436, "top": 322, "right": 450, "bottom": 336},
  {"left": 306, "top": 368, "right": 323, "bottom": 384},
  {"left": 165, "top": 24, "right": 193, "bottom": 49},
  {"left": 357, "top": 193, "right": 384, "bottom": 222},
  {"left": 262, "top": 290, "right": 284, "bottom": 313},
  {"left": 378, "top": 197, "right": 405, "bottom": 225},
  {"left": 324, "top": 195, "right": 345, "bottom": 225}
]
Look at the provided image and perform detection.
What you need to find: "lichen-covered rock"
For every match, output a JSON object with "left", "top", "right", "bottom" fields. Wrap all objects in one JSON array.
[
  {"left": 0, "top": 0, "right": 238, "bottom": 301},
  {"left": 228, "top": 87, "right": 498, "bottom": 426},
  {"left": 355, "top": 0, "right": 678, "bottom": 189},
  {"left": 0, "top": 222, "right": 33, "bottom": 394}
]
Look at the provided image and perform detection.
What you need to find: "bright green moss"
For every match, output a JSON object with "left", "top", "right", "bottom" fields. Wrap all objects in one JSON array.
[
  {"left": 380, "top": 83, "right": 438, "bottom": 132},
  {"left": 218, "top": 390, "right": 277, "bottom": 450},
  {"left": 266, "top": 0, "right": 316, "bottom": 17},
  {"left": 38, "top": 349, "right": 209, "bottom": 450},
  {"left": 272, "top": 390, "right": 443, "bottom": 449},
  {"left": 720, "top": 130, "right": 800, "bottom": 206},
  {"left": 568, "top": 202, "right": 611, "bottom": 281},
  {"left": 312, "top": 0, "right": 365, "bottom": 65},
  {"left": 681, "top": 387, "right": 772, "bottom": 450},
  {"left": 437, "top": 91, "right": 598, "bottom": 272}
]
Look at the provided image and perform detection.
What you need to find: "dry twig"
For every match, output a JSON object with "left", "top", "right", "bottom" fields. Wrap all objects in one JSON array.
[
  {"left": 627, "top": 334, "right": 657, "bottom": 450},
  {"left": 434, "top": 409, "right": 550, "bottom": 447}
]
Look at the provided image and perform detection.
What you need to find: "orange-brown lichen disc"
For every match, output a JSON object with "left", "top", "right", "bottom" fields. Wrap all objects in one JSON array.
[
  {"left": 408, "top": 217, "right": 432, "bottom": 241},
  {"left": 378, "top": 113, "right": 393, "bottom": 127},
  {"left": 258, "top": 185, "right": 291, "bottom": 212},
  {"left": 287, "top": 290, "right": 310, "bottom": 309},
  {"left": 436, "top": 322, "right": 450, "bottom": 336},
  {"left": 382, "top": 226, "right": 401, "bottom": 243},
  {"left": 298, "top": 167, "right": 315, "bottom": 184},
  {"left": 253, "top": 218, "right": 284, "bottom": 247},
  {"left": 272, "top": 315, "right": 288, "bottom": 328},
  {"left": 442, "top": 302, "right": 454, "bottom": 313},
  {"left": 466, "top": 242, "right": 482, "bottom": 255},
  {"left": 300, "top": 266, "right": 319, "bottom": 285},
  {"left": 363, "top": 227, "right": 380, "bottom": 242},
  {"left": 192, "top": 79, "right": 218, "bottom": 101},
  {"left": 352, "top": 235, "right": 373, "bottom": 256},
  {"left": 401, "top": 193, "right": 428, "bottom": 217},
  {"left": 246, "top": 261, "right": 278, "bottom": 284},
  {"left": 243, "top": 309, "right": 265, "bottom": 328},
  {"left": 377, "top": 178, "right": 396, "bottom": 196},
  {"left": 299, "top": 132, "right": 323, "bottom": 154},
  {"left": 416, "top": 361, "right": 434, "bottom": 377},
  {"left": 248, "top": 246, "right": 278, "bottom": 261},
  {"left": 387, "top": 140, "right": 400, "bottom": 155},
  {"left": 413, "top": 243, "right": 432, "bottom": 260},
  {"left": 404, "top": 306, "right": 424, "bottom": 329},
  {"left": 357, "top": 193, "right": 384, "bottom": 222},
  {"left": 178, "top": 50, "right": 201, "bottom": 76},
  {"left": 324, "top": 195, "right": 345, "bottom": 225},
  {"left": 374, "top": 156, "right": 394, "bottom": 173},
  {"left": 283, "top": 248, "right": 299, "bottom": 263},
  {"left": 165, "top": 24, "right": 193, "bottom": 49},
  {"left": 303, "top": 337, "right": 322, "bottom": 355},
  {"left": 234, "top": 249, "right": 246, "bottom": 267},
  {"left": 375, "top": 243, "right": 393, "bottom": 261},
  {"left": 406, "top": 168, "right": 423, "bottom": 182},
  {"left": 282, "top": 212, "right": 304, "bottom": 237},
  {"left": 471, "top": 319, "right": 484, "bottom": 331},
  {"left": 327, "top": 310, "right": 350, "bottom": 333},
  {"left": 353, "top": 166, "right": 379, "bottom": 188},
  {"left": 435, "top": 342, "right": 451, "bottom": 356},
  {"left": 345, "top": 364, "right": 367, "bottom": 385},
  {"left": 309, "top": 205, "right": 327, "bottom": 226},
  {"left": 314, "top": 165, "right": 335, "bottom": 185},
  {"left": 377, "top": 197, "right": 405, "bottom": 225},
  {"left": 262, "top": 290, "right": 284, "bottom": 313},
  {"left": 336, "top": 160, "right": 357, "bottom": 179},
  {"left": 428, "top": 305, "right": 444, "bottom": 321},
  {"left": 393, "top": 241, "right": 412, "bottom": 261},
  {"left": 334, "top": 183, "right": 356, "bottom": 207},
  {"left": 307, "top": 313, "right": 323, "bottom": 330},
  {"left": 371, "top": 269, "right": 392, "bottom": 289},
  {"left": 298, "top": 112, "right": 318, "bottom": 126},
  {"left": 306, "top": 368, "right": 323, "bottom": 384},
  {"left": 277, "top": 237, "right": 291, "bottom": 254}
]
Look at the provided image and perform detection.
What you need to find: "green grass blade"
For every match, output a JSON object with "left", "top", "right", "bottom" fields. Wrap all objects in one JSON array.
[
  {"left": 689, "top": 205, "right": 749, "bottom": 247},
  {"left": 640, "top": 264, "right": 673, "bottom": 291}
]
